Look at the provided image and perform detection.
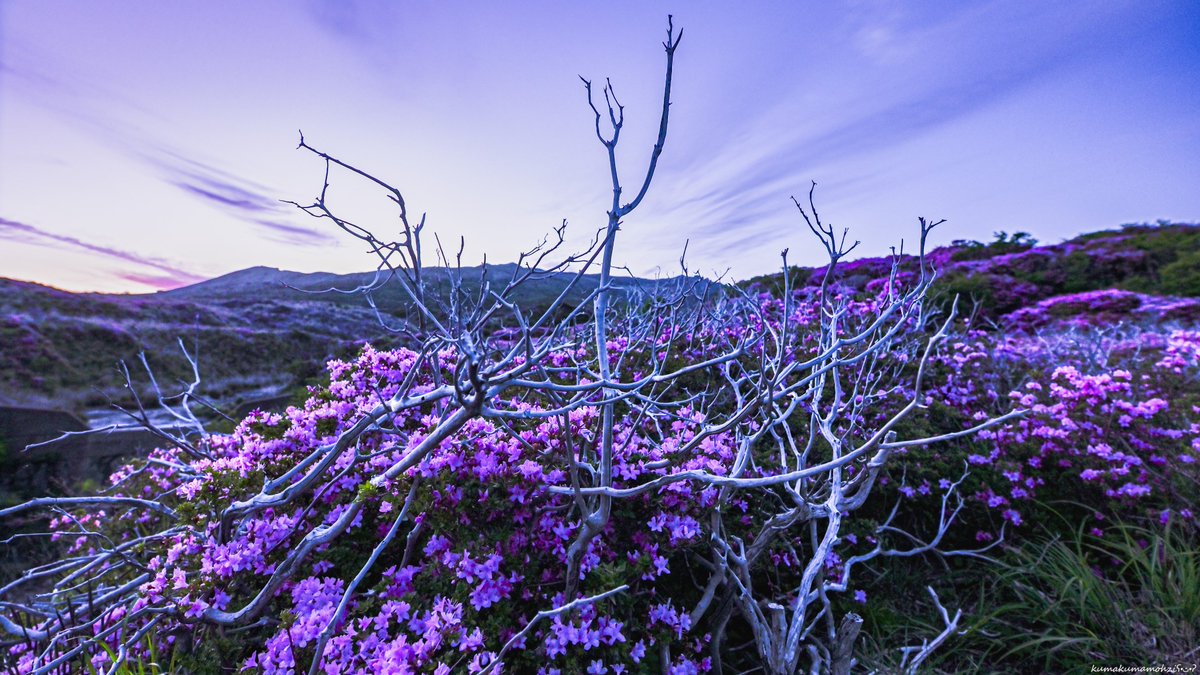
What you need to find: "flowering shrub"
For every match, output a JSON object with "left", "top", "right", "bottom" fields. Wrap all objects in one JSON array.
[
  {"left": 860, "top": 321, "right": 1200, "bottom": 557},
  {"left": 8, "top": 262, "right": 1200, "bottom": 674},
  {"left": 0, "top": 276, "right": 950, "bottom": 674},
  {"left": 1002, "top": 289, "right": 1200, "bottom": 330},
  {"left": 984, "top": 330, "right": 1199, "bottom": 528},
  {"left": 3, "top": 17, "right": 1196, "bottom": 670}
]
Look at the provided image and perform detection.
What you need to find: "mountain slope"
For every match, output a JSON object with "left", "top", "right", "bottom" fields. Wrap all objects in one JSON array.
[
  {"left": 745, "top": 221, "right": 1200, "bottom": 321},
  {"left": 0, "top": 264, "right": 696, "bottom": 414},
  {"left": 0, "top": 276, "right": 388, "bottom": 412},
  {"left": 4, "top": 223, "right": 1196, "bottom": 415}
]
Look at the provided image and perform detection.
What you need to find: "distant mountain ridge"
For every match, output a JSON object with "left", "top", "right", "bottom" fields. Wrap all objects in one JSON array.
[
  {"left": 155, "top": 262, "right": 680, "bottom": 311},
  {"left": 0, "top": 263, "right": 694, "bottom": 415},
  {"left": 158, "top": 265, "right": 350, "bottom": 297}
]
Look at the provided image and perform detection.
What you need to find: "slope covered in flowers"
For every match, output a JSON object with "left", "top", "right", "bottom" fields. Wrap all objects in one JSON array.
[
  {"left": 4, "top": 224, "right": 1199, "bottom": 673},
  {"left": 748, "top": 221, "right": 1200, "bottom": 319},
  {"left": 16, "top": 345, "right": 729, "bottom": 672}
]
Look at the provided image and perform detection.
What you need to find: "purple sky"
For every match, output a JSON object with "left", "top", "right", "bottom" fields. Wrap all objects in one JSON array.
[{"left": 2, "top": 1, "right": 1198, "bottom": 293}]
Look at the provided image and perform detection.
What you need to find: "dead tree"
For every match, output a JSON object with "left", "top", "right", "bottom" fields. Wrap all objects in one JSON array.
[{"left": 1, "top": 17, "right": 1019, "bottom": 675}]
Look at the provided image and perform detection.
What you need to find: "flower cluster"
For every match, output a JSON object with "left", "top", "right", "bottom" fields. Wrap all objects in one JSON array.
[{"left": 879, "top": 321, "right": 1200, "bottom": 545}]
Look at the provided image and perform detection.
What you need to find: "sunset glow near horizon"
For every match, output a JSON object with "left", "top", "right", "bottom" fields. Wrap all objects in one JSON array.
[{"left": 2, "top": 1, "right": 1198, "bottom": 293}]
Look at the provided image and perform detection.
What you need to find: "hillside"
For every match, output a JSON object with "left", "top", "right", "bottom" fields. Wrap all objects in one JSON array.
[
  {"left": 3, "top": 222, "right": 1196, "bottom": 420},
  {"left": 158, "top": 263, "right": 645, "bottom": 309},
  {"left": 0, "top": 277, "right": 378, "bottom": 414},
  {"left": 746, "top": 221, "right": 1200, "bottom": 324},
  {"left": 3, "top": 222, "right": 1200, "bottom": 673},
  {"left": 0, "top": 265, "right": 690, "bottom": 417}
]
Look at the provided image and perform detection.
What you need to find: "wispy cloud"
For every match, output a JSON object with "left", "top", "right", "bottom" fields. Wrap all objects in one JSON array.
[
  {"left": 2, "top": 49, "right": 336, "bottom": 249},
  {"left": 114, "top": 271, "right": 202, "bottom": 291},
  {"left": 145, "top": 150, "right": 338, "bottom": 246},
  {"left": 0, "top": 216, "right": 205, "bottom": 288},
  {"left": 251, "top": 218, "right": 339, "bottom": 246},
  {"left": 174, "top": 180, "right": 274, "bottom": 213},
  {"left": 647, "top": 3, "right": 1105, "bottom": 264}
]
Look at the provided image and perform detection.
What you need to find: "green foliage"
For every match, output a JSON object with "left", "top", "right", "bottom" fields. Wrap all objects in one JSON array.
[
  {"left": 1113, "top": 222, "right": 1200, "bottom": 294},
  {"left": 844, "top": 555, "right": 1008, "bottom": 674},
  {"left": 750, "top": 223, "right": 1200, "bottom": 323},
  {"left": 1158, "top": 249, "right": 1200, "bottom": 296},
  {"left": 930, "top": 271, "right": 1005, "bottom": 315},
  {"left": 982, "top": 520, "right": 1199, "bottom": 672},
  {"left": 850, "top": 514, "right": 1200, "bottom": 674},
  {"left": 171, "top": 628, "right": 259, "bottom": 675},
  {"left": 948, "top": 230, "right": 1040, "bottom": 262},
  {"left": 82, "top": 630, "right": 183, "bottom": 674}
]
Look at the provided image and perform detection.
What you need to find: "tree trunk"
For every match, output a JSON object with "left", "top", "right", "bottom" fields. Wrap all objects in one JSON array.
[{"left": 831, "top": 612, "right": 863, "bottom": 675}]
